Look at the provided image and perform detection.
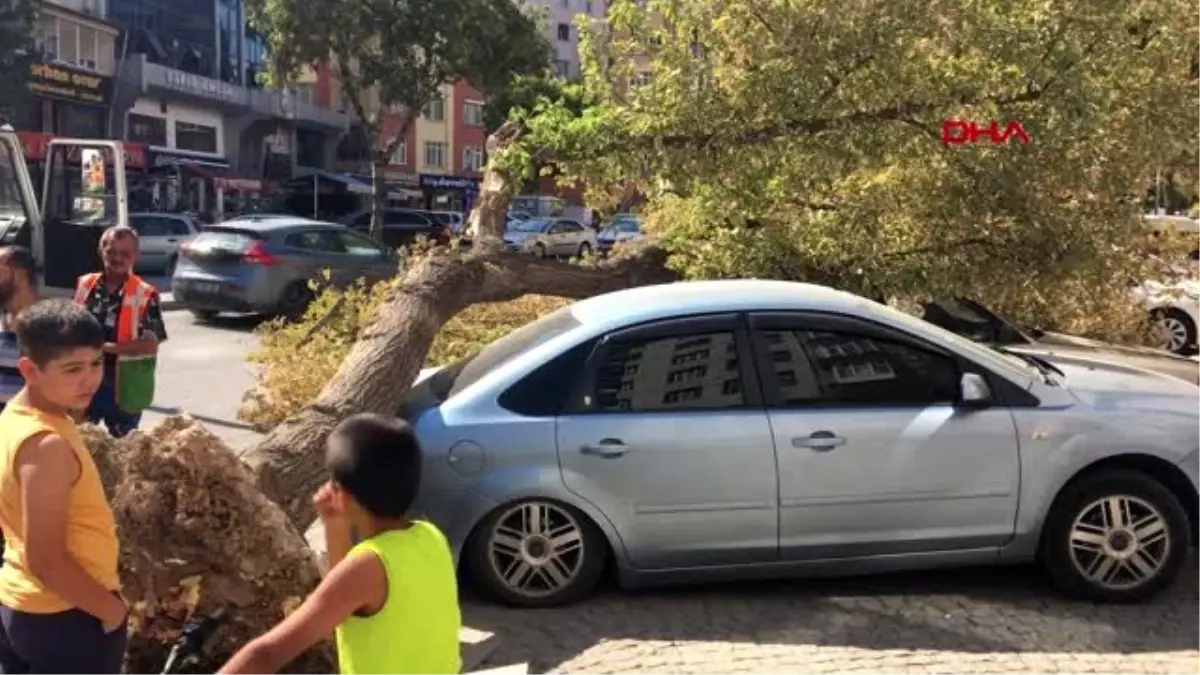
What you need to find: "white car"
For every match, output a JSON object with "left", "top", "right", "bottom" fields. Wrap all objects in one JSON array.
[
  {"left": 1134, "top": 276, "right": 1200, "bottom": 355},
  {"left": 502, "top": 217, "right": 597, "bottom": 258},
  {"left": 130, "top": 212, "right": 202, "bottom": 277}
]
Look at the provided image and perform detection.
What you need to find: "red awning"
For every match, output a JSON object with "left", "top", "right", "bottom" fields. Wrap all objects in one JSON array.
[{"left": 183, "top": 164, "right": 263, "bottom": 193}]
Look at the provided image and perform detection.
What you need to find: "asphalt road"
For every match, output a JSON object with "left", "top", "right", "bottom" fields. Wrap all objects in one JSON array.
[{"left": 142, "top": 309, "right": 265, "bottom": 451}]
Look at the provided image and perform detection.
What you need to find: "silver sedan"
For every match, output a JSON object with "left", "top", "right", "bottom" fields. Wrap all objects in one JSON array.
[{"left": 405, "top": 280, "right": 1200, "bottom": 607}]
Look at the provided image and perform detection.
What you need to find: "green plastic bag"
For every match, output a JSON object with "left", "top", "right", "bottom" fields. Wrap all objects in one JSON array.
[{"left": 116, "top": 354, "right": 156, "bottom": 413}]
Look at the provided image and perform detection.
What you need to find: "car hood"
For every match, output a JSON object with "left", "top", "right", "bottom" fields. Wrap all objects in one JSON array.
[
  {"left": 503, "top": 231, "right": 537, "bottom": 243},
  {"left": 1007, "top": 337, "right": 1199, "bottom": 386},
  {"left": 1020, "top": 349, "right": 1199, "bottom": 414}
]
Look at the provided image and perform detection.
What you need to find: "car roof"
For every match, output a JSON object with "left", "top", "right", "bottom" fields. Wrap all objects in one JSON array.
[
  {"left": 569, "top": 279, "right": 873, "bottom": 327},
  {"left": 209, "top": 216, "right": 343, "bottom": 232}
]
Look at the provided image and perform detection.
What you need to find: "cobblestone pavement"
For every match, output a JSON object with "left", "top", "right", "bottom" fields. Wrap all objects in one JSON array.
[{"left": 465, "top": 562, "right": 1199, "bottom": 674}]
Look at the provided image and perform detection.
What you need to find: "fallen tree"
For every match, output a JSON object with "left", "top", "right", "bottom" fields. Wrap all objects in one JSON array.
[
  {"left": 241, "top": 122, "right": 677, "bottom": 527},
  {"left": 83, "top": 417, "right": 333, "bottom": 674}
]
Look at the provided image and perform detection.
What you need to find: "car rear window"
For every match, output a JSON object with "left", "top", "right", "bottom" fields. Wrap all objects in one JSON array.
[{"left": 188, "top": 228, "right": 260, "bottom": 253}]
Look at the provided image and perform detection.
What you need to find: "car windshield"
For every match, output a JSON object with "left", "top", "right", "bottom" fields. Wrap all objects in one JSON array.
[
  {"left": 612, "top": 219, "right": 640, "bottom": 233},
  {"left": 512, "top": 218, "right": 550, "bottom": 233},
  {"left": 426, "top": 305, "right": 582, "bottom": 400}
]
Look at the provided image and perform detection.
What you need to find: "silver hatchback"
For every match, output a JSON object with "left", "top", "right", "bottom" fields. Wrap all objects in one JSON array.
[
  {"left": 404, "top": 280, "right": 1199, "bottom": 607},
  {"left": 172, "top": 217, "right": 399, "bottom": 320}
]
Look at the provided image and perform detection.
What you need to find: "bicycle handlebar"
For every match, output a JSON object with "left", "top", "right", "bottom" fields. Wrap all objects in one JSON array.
[{"left": 160, "top": 607, "right": 228, "bottom": 675}]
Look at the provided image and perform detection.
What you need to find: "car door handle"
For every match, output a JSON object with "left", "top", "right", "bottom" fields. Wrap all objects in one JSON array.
[
  {"left": 580, "top": 439, "right": 629, "bottom": 457},
  {"left": 792, "top": 431, "right": 846, "bottom": 451}
]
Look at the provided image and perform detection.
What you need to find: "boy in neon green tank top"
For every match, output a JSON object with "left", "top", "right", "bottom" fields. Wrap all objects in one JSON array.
[{"left": 219, "top": 413, "right": 462, "bottom": 674}]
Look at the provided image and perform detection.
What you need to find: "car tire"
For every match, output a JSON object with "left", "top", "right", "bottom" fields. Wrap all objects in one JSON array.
[
  {"left": 1041, "top": 469, "right": 1189, "bottom": 602},
  {"left": 465, "top": 499, "right": 607, "bottom": 608},
  {"left": 1151, "top": 308, "right": 1196, "bottom": 355},
  {"left": 577, "top": 242, "right": 592, "bottom": 259},
  {"left": 190, "top": 309, "right": 219, "bottom": 323},
  {"left": 278, "top": 282, "right": 315, "bottom": 322}
]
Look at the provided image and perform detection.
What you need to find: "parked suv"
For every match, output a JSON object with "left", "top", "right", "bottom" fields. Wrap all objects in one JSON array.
[
  {"left": 338, "top": 208, "right": 452, "bottom": 249},
  {"left": 172, "top": 217, "right": 399, "bottom": 321}
]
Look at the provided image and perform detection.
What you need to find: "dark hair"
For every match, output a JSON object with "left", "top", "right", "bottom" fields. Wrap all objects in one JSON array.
[
  {"left": 14, "top": 299, "right": 105, "bottom": 366},
  {"left": 326, "top": 413, "right": 422, "bottom": 518},
  {"left": 0, "top": 246, "right": 38, "bottom": 286}
]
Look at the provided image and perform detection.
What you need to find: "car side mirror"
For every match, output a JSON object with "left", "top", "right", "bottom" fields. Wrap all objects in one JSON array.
[{"left": 959, "top": 372, "right": 992, "bottom": 406}]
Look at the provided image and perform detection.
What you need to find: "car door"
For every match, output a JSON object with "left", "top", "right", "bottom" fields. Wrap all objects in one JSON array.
[
  {"left": 556, "top": 313, "right": 780, "bottom": 570},
  {"left": 281, "top": 228, "right": 347, "bottom": 285},
  {"left": 544, "top": 220, "right": 567, "bottom": 255},
  {"left": 747, "top": 312, "right": 1021, "bottom": 560},
  {"left": 162, "top": 215, "right": 194, "bottom": 259},
  {"left": 335, "top": 229, "right": 400, "bottom": 284}
]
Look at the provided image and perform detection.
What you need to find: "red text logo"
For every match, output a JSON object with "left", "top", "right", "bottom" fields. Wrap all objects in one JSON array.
[{"left": 941, "top": 120, "right": 1030, "bottom": 145}]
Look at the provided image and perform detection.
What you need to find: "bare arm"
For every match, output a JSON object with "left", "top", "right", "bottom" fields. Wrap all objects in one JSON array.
[
  {"left": 217, "top": 551, "right": 386, "bottom": 674},
  {"left": 18, "top": 433, "right": 125, "bottom": 629}
]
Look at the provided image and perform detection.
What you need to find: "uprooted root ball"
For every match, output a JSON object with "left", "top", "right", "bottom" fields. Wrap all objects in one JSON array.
[{"left": 83, "top": 415, "right": 334, "bottom": 673}]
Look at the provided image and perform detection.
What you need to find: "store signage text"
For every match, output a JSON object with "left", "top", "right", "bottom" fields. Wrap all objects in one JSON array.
[
  {"left": 27, "top": 62, "right": 111, "bottom": 106},
  {"left": 941, "top": 120, "right": 1030, "bottom": 145},
  {"left": 420, "top": 174, "right": 481, "bottom": 191},
  {"left": 162, "top": 70, "right": 240, "bottom": 103}
]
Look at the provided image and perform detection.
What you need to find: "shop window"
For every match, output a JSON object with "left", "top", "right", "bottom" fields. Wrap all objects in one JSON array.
[
  {"left": 175, "top": 121, "right": 218, "bottom": 154},
  {"left": 424, "top": 142, "right": 446, "bottom": 169},
  {"left": 55, "top": 105, "right": 103, "bottom": 138},
  {"left": 423, "top": 97, "right": 444, "bottom": 122},
  {"left": 463, "top": 100, "right": 484, "bottom": 127},
  {"left": 128, "top": 113, "right": 167, "bottom": 147}
]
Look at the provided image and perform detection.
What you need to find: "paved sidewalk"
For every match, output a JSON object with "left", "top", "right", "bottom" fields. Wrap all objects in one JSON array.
[{"left": 466, "top": 563, "right": 1199, "bottom": 674}]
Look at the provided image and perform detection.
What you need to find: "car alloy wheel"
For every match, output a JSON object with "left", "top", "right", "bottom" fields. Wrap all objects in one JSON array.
[
  {"left": 1067, "top": 495, "right": 1170, "bottom": 591},
  {"left": 467, "top": 498, "right": 607, "bottom": 607},
  {"left": 1152, "top": 309, "right": 1194, "bottom": 354},
  {"left": 1042, "top": 469, "right": 1189, "bottom": 602},
  {"left": 487, "top": 501, "right": 586, "bottom": 600}
]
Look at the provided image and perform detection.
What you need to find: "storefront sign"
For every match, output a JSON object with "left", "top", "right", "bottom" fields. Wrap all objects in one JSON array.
[
  {"left": 16, "top": 131, "right": 147, "bottom": 170},
  {"left": 148, "top": 148, "right": 229, "bottom": 170},
  {"left": 162, "top": 70, "right": 240, "bottom": 104},
  {"left": 385, "top": 170, "right": 420, "bottom": 187},
  {"left": 27, "top": 62, "right": 112, "bottom": 107},
  {"left": 419, "top": 174, "right": 481, "bottom": 192}
]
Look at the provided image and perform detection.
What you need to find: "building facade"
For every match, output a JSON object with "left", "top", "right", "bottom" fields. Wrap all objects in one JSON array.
[{"left": 103, "top": 0, "right": 347, "bottom": 215}]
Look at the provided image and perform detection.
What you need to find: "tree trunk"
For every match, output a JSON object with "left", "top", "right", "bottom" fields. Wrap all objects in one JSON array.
[{"left": 242, "top": 121, "right": 676, "bottom": 528}]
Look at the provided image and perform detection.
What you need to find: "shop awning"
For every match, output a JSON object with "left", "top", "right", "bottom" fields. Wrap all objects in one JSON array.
[
  {"left": 183, "top": 164, "right": 264, "bottom": 193},
  {"left": 291, "top": 169, "right": 373, "bottom": 195}
]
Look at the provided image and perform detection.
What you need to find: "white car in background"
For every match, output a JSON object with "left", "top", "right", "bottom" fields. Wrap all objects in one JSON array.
[
  {"left": 130, "top": 212, "right": 202, "bottom": 277},
  {"left": 1136, "top": 276, "right": 1200, "bottom": 355}
]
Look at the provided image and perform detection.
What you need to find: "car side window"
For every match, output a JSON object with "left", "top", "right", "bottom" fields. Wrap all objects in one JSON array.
[
  {"left": 285, "top": 230, "right": 344, "bottom": 253},
  {"left": 754, "top": 329, "right": 960, "bottom": 406},
  {"left": 167, "top": 218, "right": 192, "bottom": 236},
  {"left": 136, "top": 216, "right": 167, "bottom": 237},
  {"left": 577, "top": 330, "right": 747, "bottom": 412},
  {"left": 563, "top": 221, "right": 583, "bottom": 233},
  {"left": 547, "top": 221, "right": 565, "bottom": 234},
  {"left": 338, "top": 230, "right": 386, "bottom": 257}
]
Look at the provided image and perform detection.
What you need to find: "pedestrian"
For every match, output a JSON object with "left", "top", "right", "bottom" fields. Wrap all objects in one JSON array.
[
  {"left": 0, "top": 300, "right": 127, "bottom": 673},
  {"left": 0, "top": 246, "right": 40, "bottom": 410},
  {"left": 218, "top": 414, "right": 462, "bottom": 675},
  {"left": 75, "top": 225, "right": 167, "bottom": 438}
]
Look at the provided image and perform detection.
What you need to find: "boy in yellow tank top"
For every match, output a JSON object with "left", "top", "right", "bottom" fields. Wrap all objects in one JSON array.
[
  {"left": 220, "top": 413, "right": 462, "bottom": 675},
  {"left": 0, "top": 300, "right": 127, "bottom": 673}
]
